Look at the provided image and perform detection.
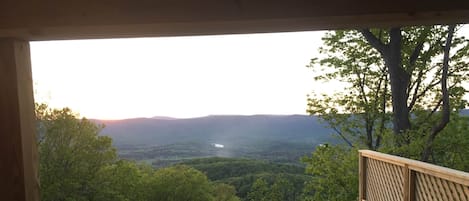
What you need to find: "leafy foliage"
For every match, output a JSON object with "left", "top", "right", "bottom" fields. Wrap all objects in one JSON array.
[
  {"left": 213, "top": 183, "right": 242, "bottom": 201},
  {"left": 301, "top": 145, "right": 358, "bottom": 201},
  {"left": 37, "top": 104, "right": 117, "bottom": 201},
  {"left": 247, "top": 179, "right": 270, "bottom": 201},
  {"left": 181, "top": 157, "right": 309, "bottom": 201},
  {"left": 147, "top": 165, "right": 215, "bottom": 201},
  {"left": 303, "top": 25, "right": 469, "bottom": 200},
  {"left": 182, "top": 157, "right": 305, "bottom": 181},
  {"left": 91, "top": 160, "right": 150, "bottom": 201},
  {"left": 37, "top": 104, "right": 241, "bottom": 201},
  {"left": 432, "top": 115, "right": 469, "bottom": 171},
  {"left": 307, "top": 26, "right": 469, "bottom": 153}
]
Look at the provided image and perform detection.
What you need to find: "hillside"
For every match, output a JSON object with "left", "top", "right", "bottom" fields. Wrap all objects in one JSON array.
[
  {"left": 461, "top": 109, "right": 469, "bottom": 116},
  {"left": 97, "top": 110, "right": 469, "bottom": 148},
  {"left": 179, "top": 157, "right": 311, "bottom": 200},
  {"left": 95, "top": 115, "right": 337, "bottom": 165},
  {"left": 97, "top": 115, "right": 334, "bottom": 147},
  {"left": 95, "top": 110, "right": 469, "bottom": 165}
]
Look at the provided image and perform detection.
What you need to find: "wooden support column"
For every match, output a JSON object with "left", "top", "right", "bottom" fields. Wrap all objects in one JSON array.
[
  {"left": 359, "top": 152, "right": 367, "bottom": 201},
  {"left": 404, "top": 166, "right": 416, "bottom": 201},
  {"left": 0, "top": 38, "right": 40, "bottom": 201}
]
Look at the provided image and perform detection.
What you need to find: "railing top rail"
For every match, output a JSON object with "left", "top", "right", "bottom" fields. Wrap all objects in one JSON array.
[{"left": 359, "top": 150, "right": 469, "bottom": 186}]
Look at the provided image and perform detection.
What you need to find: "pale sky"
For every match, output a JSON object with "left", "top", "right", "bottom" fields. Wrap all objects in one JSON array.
[
  {"left": 31, "top": 31, "right": 329, "bottom": 119},
  {"left": 31, "top": 28, "right": 469, "bottom": 120}
]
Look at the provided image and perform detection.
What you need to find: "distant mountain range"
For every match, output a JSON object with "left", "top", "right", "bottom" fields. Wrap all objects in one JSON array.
[
  {"left": 94, "top": 110, "right": 468, "bottom": 165},
  {"left": 151, "top": 116, "right": 178, "bottom": 120},
  {"left": 94, "top": 115, "right": 338, "bottom": 165},
  {"left": 96, "top": 109, "right": 469, "bottom": 148},
  {"left": 461, "top": 109, "right": 469, "bottom": 116},
  {"left": 96, "top": 115, "right": 336, "bottom": 148}
]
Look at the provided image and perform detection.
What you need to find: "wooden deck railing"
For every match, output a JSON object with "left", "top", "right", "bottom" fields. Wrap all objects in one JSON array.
[{"left": 359, "top": 150, "right": 469, "bottom": 201}]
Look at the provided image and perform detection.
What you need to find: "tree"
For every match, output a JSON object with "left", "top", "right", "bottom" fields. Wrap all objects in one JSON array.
[
  {"left": 37, "top": 104, "right": 245, "bottom": 201},
  {"left": 301, "top": 145, "right": 358, "bottom": 201},
  {"left": 304, "top": 25, "right": 469, "bottom": 201},
  {"left": 212, "top": 183, "right": 241, "bottom": 201},
  {"left": 359, "top": 25, "right": 468, "bottom": 161},
  {"left": 431, "top": 115, "right": 469, "bottom": 171},
  {"left": 147, "top": 165, "right": 215, "bottom": 201},
  {"left": 269, "top": 176, "right": 295, "bottom": 201},
  {"left": 91, "top": 160, "right": 151, "bottom": 201},
  {"left": 246, "top": 175, "right": 300, "bottom": 201},
  {"left": 247, "top": 178, "right": 269, "bottom": 201},
  {"left": 307, "top": 29, "right": 390, "bottom": 150},
  {"left": 308, "top": 25, "right": 469, "bottom": 161},
  {"left": 36, "top": 104, "right": 117, "bottom": 201}
]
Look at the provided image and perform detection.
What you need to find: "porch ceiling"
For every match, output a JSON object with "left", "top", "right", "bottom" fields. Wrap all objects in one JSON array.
[{"left": 1, "top": 0, "right": 469, "bottom": 40}]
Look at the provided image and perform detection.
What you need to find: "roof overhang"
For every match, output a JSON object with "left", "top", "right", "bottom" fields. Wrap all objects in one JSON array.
[{"left": 1, "top": 0, "right": 469, "bottom": 40}]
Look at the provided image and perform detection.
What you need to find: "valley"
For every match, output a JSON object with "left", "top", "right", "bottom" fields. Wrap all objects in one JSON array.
[{"left": 95, "top": 115, "right": 338, "bottom": 167}]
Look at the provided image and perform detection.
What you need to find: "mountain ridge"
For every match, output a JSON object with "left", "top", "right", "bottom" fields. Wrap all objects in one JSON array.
[
  {"left": 95, "top": 114, "right": 335, "bottom": 148},
  {"left": 93, "top": 110, "right": 468, "bottom": 165},
  {"left": 95, "top": 108, "right": 469, "bottom": 122},
  {"left": 95, "top": 109, "right": 469, "bottom": 148}
]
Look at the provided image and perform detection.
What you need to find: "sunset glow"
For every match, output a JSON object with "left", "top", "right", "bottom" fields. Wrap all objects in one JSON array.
[
  {"left": 31, "top": 28, "right": 469, "bottom": 120},
  {"left": 31, "top": 31, "right": 330, "bottom": 119}
]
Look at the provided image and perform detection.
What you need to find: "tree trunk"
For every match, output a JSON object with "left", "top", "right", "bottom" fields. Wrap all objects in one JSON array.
[
  {"left": 385, "top": 28, "right": 412, "bottom": 143},
  {"left": 361, "top": 28, "right": 412, "bottom": 144}
]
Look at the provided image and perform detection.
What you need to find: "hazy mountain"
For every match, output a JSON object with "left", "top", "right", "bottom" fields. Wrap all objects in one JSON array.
[
  {"left": 151, "top": 116, "right": 178, "bottom": 120},
  {"left": 94, "top": 110, "right": 468, "bottom": 165},
  {"left": 461, "top": 109, "right": 469, "bottom": 116},
  {"left": 97, "top": 109, "right": 469, "bottom": 147},
  {"left": 96, "top": 115, "right": 335, "bottom": 148},
  {"left": 94, "top": 115, "right": 337, "bottom": 165}
]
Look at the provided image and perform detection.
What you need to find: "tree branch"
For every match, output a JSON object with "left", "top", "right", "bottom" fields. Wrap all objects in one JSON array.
[
  {"left": 360, "top": 29, "right": 387, "bottom": 54},
  {"left": 421, "top": 82, "right": 458, "bottom": 125},
  {"left": 421, "top": 25, "right": 455, "bottom": 162},
  {"left": 372, "top": 74, "right": 384, "bottom": 113},
  {"left": 375, "top": 74, "right": 388, "bottom": 149},
  {"left": 408, "top": 78, "right": 442, "bottom": 111},
  {"left": 330, "top": 126, "right": 354, "bottom": 148},
  {"left": 355, "top": 68, "right": 369, "bottom": 106},
  {"left": 407, "top": 68, "right": 425, "bottom": 110},
  {"left": 407, "top": 53, "right": 437, "bottom": 106},
  {"left": 409, "top": 28, "right": 429, "bottom": 70},
  {"left": 365, "top": 120, "right": 374, "bottom": 150}
]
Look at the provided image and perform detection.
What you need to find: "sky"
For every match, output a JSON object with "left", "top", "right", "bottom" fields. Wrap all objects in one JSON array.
[
  {"left": 31, "top": 28, "right": 469, "bottom": 120},
  {"left": 31, "top": 31, "right": 330, "bottom": 119}
]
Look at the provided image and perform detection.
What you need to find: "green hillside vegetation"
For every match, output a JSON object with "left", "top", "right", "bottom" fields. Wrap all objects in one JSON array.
[
  {"left": 120, "top": 141, "right": 315, "bottom": 168},
  {"left": 181, "top": 157, "right": 305, "bottom": 180},
  {"left": 36, "top": 104, "right": 241, "bottom": 201},
  {"left": 223, "top": 173, "right": 310, "bottom": 201},
  {"left": 37, "top": 104, "right": 314, "bottom": 201},
  {"left": 179, "top": 157, "right": 311, "bottom": 200}
]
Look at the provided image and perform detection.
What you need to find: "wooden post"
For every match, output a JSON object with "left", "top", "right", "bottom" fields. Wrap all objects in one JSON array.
[
  {"left": 359, "top": 152, "right": 367, "bottom": 201},
  {"left": 404, "top": 166, "right": 416, "bottom": 201},
  {"left": 0, "top": 38, "right": 40, "bottom": 201}
]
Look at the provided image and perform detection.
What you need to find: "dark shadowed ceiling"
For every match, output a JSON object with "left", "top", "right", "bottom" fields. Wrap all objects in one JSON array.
[{"left": 1, "top": 0, "right": 469, "bottom": 40}]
